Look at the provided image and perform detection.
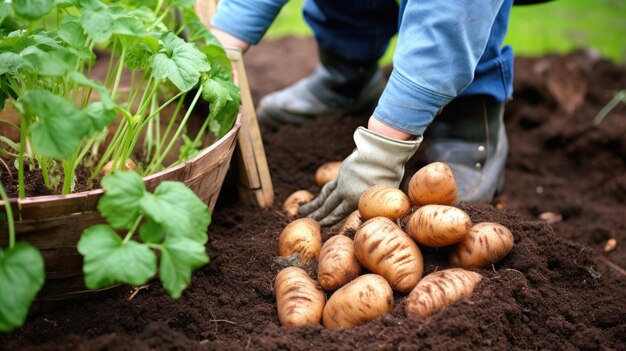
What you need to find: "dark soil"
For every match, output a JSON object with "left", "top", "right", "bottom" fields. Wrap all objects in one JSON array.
[{"left": 1, "top": 38, "right": 625, "bottom": 350}]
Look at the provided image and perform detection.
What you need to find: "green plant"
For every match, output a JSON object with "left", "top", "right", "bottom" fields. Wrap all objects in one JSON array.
[
  {"left": 594, "top": 89, "right": 625, "bottom": 126},
  {"left": 0, "top": 180, "right": 45, "bottom": 333},
  {"left": 0, "top": 0, "right": 240, "bottom": 198},
  {"left": 78, "top": 171, "right": 211, "bottom": 298}
]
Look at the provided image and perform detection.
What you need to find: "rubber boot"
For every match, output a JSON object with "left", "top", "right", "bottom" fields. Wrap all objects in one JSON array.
[
  {"left": 256, "top": 48, "right": 385, "bottom": 130},
  {"left": 426, "top": 96, "right": 508, "bottom": 204}
]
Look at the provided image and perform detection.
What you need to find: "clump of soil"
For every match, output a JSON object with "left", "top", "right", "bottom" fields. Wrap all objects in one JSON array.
[{"left": 1, "top": 38, "right": 625, "bottom": 350}]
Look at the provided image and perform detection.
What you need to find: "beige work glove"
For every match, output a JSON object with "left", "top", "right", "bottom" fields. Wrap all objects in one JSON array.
[{"left": 299, "top": 126, "right": 422, "bottom": 226}]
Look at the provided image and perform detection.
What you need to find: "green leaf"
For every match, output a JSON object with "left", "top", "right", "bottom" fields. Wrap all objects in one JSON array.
[
  {"left": 0, "top": 3, "right": 12, "bottom": 25},
  {"left": 181, "top": 8, "right": 221, "bottom": 46},
  {"left": 19, "top": 89, "right": 92, "bottom": 159},
  {"left": 139, "top": 181, "right": 210, "bottom": 243},
  {"left": 58, "top": 16, "right": 87, "bottom": 48},
  {"left": 150, "top": 32, "right": 211, "bottom": 92},
  {"left": 177, "top": 134, "right": 202, "bottom": 162},
  {"left": 12, "top": 0, "right": 54, "bottom": 21},
  {"left": 139, "top": 219, "right": 166, "bottom": 244},
  {"left": 80, "top": 8, "right": 113, "bottom": 43},
  {"left": 0, "top": 52, "right": 23, "bottom": 75},
  {"left": 0, "top": 243, "right": 45, "bottom": 333},
  {"left": 20, "top": 45, "right": 76, "bottom": 77},
  {"left": 98, "top": 171, "right": 146, "bottom": 230},
  {"left": 159, "top": 237, "right": 209, "bottom": 299},
  {"left": 84, "top": 102, "right": 116, "bottom": 134},
  {"left": 55, "top": 0, "right": 78, "bottom": 8},
  {"left": 200, "top": 44, "right": 231, "bottom": 81},
  {"left": 166, "top": 0, "right": 194, "bottom": 8},
  {"left": 201, "top": 76, "right": 240, "bottom": 138},
  {"left": 126, "top": 38, "right": 156, "bottom": 70},
  {"left": 78, "top": 225, "right": 157, "bottom": 289},
  {"left": 111, "top": 15, "right": 146, "bottom": 37}
]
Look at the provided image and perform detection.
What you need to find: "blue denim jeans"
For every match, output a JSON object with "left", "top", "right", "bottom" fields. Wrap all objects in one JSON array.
[{"left": 303, "top": 0, "right": 514, "bottom": 105}]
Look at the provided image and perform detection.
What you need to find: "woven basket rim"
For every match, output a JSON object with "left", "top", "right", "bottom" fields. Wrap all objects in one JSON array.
[{"left": 0, "top": 114, "right": 242, "bottom": 208}]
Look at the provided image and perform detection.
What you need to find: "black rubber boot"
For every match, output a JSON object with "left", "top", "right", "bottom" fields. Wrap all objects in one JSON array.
[
  {"left": 256, "top": 48, "right": 384, "bottom": 130},
  {"left": 426, "top": 96, "right": 508, "bottom": 204}
]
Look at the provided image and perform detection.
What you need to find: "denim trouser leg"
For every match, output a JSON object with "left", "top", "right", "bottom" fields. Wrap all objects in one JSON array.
[
  {"left": 305, "top": 0, "right": 513, "bottom": 106},
  {"left": 458, "top": 0, "right": 514, "bottom": 103},
  {"left": 303, "top": 0, "right": 398, "bottom": 62}
]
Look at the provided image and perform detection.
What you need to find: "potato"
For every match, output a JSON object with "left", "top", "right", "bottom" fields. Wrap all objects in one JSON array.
[
  {"left": 408, "top": 162, "right": 457, "bottom": 206},
  {"left": 322, "top": 274, "right": 393, "bottom": 329},
  {"left": 338, "top": 210, "right": 362, "bottom": 236},
  {"left": 278, "top": 218, "right": 322, "bottom": 263},
  {"left": 405, "top": 268, "right": 482, "bottom": 319},
  {"left": 450, "top": 222, "right": 514, "bottom": 268},
  {"left": 318, "top": 235, "right": 362, "bottom": 291},
  {"left": 315, "top": 161, "right": 342, "bottom": 186},
  {"left": 282, "top": 190, "right": 315, "bottom": 218},
  {"left": 354, "top": 217, "right": 423, "bottom": 293},
  {"left": 358, "top": 185, "right": 411, "bottom": 221},
  {"left": 101, "top": 159, "right": 138, "bottom": 175},
  {"left": 275, "top": 267, "right": 326, "bottom": 327},
  {"left": 405, "top": 205, "right": 472, "bottom": 247}
]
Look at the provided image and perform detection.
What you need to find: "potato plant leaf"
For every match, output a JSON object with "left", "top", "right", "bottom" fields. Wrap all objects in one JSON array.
[
  {"left": 139, "top": 181, "right": 211, "bottom": 243},
  {"left": 201, "top": 77, "right": 240, "bottom": 138},
  {"left": 125, "top": 36, "right": 158, "bottom": 70},
  {"left": 84, "top": 102, "right": 117, "bottom": 134},
  {"left": 12, "top": 0, "right": 54, "bottom": 21},
  {"left": 0, "top": 243, "right": 45, "bottom": 333},
  {"left": 58, "top": 16, "right": 87, "bottom": 48},
  {"left": 98, "top": 171, "right": 147, "bottom": 230},
  {"left": 79, "top": 8, "right": 113, "bottom": 43},
  {"left": 139, "top": 219, "right": 166, "bottom": 244},
  {"left": 77, "top": 225, "right": 157, "bottom": 289},
  {"left": 150, "top": 32, "right": 211, "bottom": 92},
  {"left": 166, "top": 0, "right": 194, "bottom": 9},
  {"left": 0, "top": 52, "right": 23, "bottom": 75},
  {"left": 159, "top": 237, "right": 209, "bottom": 299},
  {"left": 19, "top": 89, "right": 92, "bottom": 159},
  {"left": 20, "top": 45, "right": 76, "bottom": 77}
]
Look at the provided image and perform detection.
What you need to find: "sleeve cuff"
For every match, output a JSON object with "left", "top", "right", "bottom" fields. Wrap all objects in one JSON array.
[
  {"left": 211, "top": 0, "right": 287, "bottom": 45},
  {"left": 373, "top": 69, "right": 453, "bottom": 136}
]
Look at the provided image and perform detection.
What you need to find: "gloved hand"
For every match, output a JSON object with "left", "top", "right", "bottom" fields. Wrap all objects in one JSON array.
[{"left": 299, "top": 126, "right": 422, "bottom": 226}]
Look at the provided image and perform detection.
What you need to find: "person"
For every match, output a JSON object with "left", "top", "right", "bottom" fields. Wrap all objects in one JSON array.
[{"left": 210, "top": 0, "right": 514, "bottom": 226}]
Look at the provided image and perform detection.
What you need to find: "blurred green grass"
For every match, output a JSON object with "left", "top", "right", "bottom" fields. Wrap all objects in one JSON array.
[{"left": 265, "top": 0, "right": 626, "bottom": 65}]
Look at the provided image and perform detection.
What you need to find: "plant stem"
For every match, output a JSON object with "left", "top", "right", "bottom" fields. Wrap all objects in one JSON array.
[
  {"left": 17, "top": 123, "right": 26, "bottom": 199},
  {"left": 123, "top": 216, "right": 143, "bottom": 244},
  {"left": 594, "top": 90, "right": 626, "bottom": 126},
  {"left": 40, "top": 157, "right": 51, "bottom": 189},
  {"left": 0, "top": 181, "right": 15, "bottom": 249},
  {"left": 145, "top": 86, "right": 203, "bottom": 174},
  {"left": 61, "top": 158, "right": 75, "bottom": 195},
  {"left": 111, "top": 46, "right": 128, "bottom": 100}
]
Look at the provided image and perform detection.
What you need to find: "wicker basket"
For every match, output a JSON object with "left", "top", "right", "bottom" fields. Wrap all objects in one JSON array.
[{"left": 0, "top": 93, "right": 241, "bottom": 302}]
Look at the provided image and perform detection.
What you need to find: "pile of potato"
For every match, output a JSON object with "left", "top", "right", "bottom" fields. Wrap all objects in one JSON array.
[{"left": 275, "top": 162, "right": 515, "bottom": 329}]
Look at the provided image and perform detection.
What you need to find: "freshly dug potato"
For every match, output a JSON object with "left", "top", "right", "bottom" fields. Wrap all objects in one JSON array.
[
  {"left": 358, "top": 185, "right": 411, "bottom": 220},
  {"left": 405, "top": 268, "right": 482, "bottom": 319},
  {"left": 101, "top": 159, "right": 138, "bottom": 175},
  {"left": 315, "top": 161, "right": 342, "bottom": 186},
  {"left": 318, "top": 235, "right": 362, "bottom": 291},
  {"left": 282, "top": 190, "right": 315, "bottom": 218},
  {"left": 408, "top": 162, "right": 457, "bottom": 206},
  {"left": 275, "top": 267, "right": 326, "bottom": 327},
  {"left": 322, "top": 274, "right": 393, "bottom": 329},
  {"left": 450, "top": 222, "right": 514, "bottom": 268},
  {"left": 406, "top": 205, "right": 472, "bottom": 247},
  {"left": 338, "top": 210, "right": 362, "bottom": 236},
  {"left": 354, "top": 217, "right": 423, "bottom": 293},
  {"left": 278, "top": 218, "right": 322, "bottom": 263}
]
